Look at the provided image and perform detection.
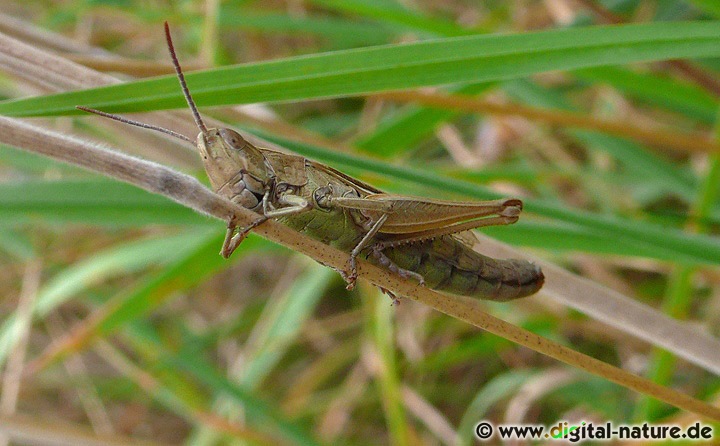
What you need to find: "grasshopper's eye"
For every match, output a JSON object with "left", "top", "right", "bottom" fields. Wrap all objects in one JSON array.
[{"left": 219, "top": 128, "right": 247, "bottom": 150}]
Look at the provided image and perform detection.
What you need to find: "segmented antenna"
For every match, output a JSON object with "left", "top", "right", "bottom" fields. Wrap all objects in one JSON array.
[
  {"left": 76, "top": 106, "right": 193, "bottom": 143},
  {"left": 164, "top": 22, "right": 209, "bottom": 136}
]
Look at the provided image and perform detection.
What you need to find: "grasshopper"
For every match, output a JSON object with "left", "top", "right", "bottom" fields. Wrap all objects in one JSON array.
[{"left": 78, "top": 23, "right": 544, "bottom": 302}]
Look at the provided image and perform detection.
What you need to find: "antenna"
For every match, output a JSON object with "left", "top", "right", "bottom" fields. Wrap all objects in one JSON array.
[
  {"left": 76, "top": 24, "right": 207, "bottom": 145},
  {"left": 76, "top": 106, "right": 193, "bottom": 143},
  {"left": 164, "top": 21, "right": 209, "bottom": 136}
]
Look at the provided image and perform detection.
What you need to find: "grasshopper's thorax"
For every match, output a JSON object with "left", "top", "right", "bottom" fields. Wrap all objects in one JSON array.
[{"left": 197, "top": 128, "right": 271, "bottom": 210}]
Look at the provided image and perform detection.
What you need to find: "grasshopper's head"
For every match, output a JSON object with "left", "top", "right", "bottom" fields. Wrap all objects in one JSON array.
[
  {"left": 197, "top": 127, "right": 270, "bottom": 209},
  {"left": 162, "top": 23, "right": 272, "bottom": 210}
]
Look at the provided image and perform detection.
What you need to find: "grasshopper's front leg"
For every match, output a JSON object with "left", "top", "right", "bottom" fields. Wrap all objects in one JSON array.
[
  {"left": 221, "top": 191, "right": 312, "bottom": 258},
  {"left": 222, "top": 215, "right": 267, "bottom": 258}
]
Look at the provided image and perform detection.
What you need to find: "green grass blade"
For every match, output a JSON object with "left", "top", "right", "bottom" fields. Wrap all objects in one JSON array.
[
  {"left": 1, "top": 22, "right": 719, "bottom": 117},
  {"left": 0, "top": 179, "right": 209, "bottom": 226}
]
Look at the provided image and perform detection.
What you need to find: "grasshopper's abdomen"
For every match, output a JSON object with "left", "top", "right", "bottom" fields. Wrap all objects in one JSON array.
[{"left": 381, "top": 236, "right": 544, "bottom": 301}]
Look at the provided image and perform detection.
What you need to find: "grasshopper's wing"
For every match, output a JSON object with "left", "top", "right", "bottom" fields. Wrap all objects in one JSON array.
[
  {"left": 331, "top": 193, "right": 522, "bottom": 234},
  {"left": 260, "top": 148, "right": 308, "bottom": 187},
  {"left": 307, "top": 160, "right": 385, "bottom": 195},
  {"left": 304, "top": 162, "right": 521, "bottom": 230}
]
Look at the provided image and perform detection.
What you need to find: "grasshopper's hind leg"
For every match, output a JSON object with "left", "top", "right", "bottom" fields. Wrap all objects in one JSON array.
[{"left": 370, "top": 242, "right": 426, "bottom": 286}]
